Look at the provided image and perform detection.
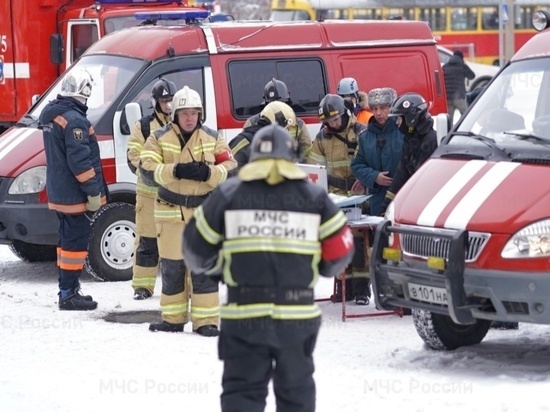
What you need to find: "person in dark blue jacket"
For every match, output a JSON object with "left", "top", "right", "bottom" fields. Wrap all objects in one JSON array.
[
  {"left": 351, "top": 87, "right": 403, "bottom": 216},
  {"left": 39, "top": 68, "right": 107, "bottom": 311}
]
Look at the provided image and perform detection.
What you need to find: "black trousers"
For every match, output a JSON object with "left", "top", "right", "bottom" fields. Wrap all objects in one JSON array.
[{"left": 219, "top": 316, "right": 321, "bottom": 412}]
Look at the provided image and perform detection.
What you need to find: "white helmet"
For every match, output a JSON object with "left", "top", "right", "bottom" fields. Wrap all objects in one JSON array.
[
  {"left": 259, "top": 101, "right": 297, "bottom": 130},
  {"left": 337, "top": 77, "right": 359, "bottom": 100},
  {"left": 171, "top": 86, "right": 203, "bottom": 121},
  {"left": 60, "top": 68, "right": 93, "bottom": 100}
]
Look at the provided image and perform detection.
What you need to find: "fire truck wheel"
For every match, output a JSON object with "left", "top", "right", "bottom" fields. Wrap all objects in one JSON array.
[
  {"left": 85, "top": 202, "right": 136, "bottom": 282},
  {"left": 9, "top": 240, "right": 57, "bottom": 262},
  {"left": 412, "top": 309, "right": 491, "bottom": 350}
]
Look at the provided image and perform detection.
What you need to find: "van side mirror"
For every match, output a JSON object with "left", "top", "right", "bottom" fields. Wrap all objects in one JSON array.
[
  {"left": 50, "top": 34, "right": 65, "bottom": 65},
  {"left": 122, "top": 102, "right": 142, "bottom": 135},
  {"left": 433, "top": 113, "right": 450, "bottom": 145}
]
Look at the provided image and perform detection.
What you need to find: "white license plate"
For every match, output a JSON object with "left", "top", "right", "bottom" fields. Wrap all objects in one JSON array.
[{"left": 408, "top": 283, "right": 448, "bottom": 305}]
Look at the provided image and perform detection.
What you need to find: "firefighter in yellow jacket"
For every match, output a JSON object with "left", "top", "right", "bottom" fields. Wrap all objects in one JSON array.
[
  {"left": 127, "top": 78, "right": 176, "bottom": 300},
  {"left": 140, "top": 86, "right": 237, "bottom": 336},
  {"left": 307, "top": 94, "right": 371, "bottom": 305}
]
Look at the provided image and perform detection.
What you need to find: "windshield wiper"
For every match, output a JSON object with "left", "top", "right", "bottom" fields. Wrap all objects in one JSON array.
[
  {"left": 14, "top": 114, "right": 39, "bottom": 128},
  {"left": 503, "top": 130, "right": 550, "bottom": 145},
  {"left": 451, "top": 131, "right": 511, "bottom": 158}
]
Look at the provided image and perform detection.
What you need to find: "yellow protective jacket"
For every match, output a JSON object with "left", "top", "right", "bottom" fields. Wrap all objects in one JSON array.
[
  {"left": 307, "top": 116, "right": 367, "bottom": 195},
  {"left": 127, "top": 110, "right": 169, "bottom": 199},
  {"left": 140, "top": 123, "right": 237, "bottom": 222}
]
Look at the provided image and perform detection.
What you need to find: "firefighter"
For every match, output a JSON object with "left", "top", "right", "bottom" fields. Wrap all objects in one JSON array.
[
  {"left": 39, "top": 67, "right": 107, "bottom": 311},
  {"left": 229, "top": 100, "right": 299, "bottom": 170},
  {"left": 307, "top": 94, "right": 371, "bottom": 305},
  {"left": 379, "top": 92, "right": 438, "bottom": 215},
  {"left": 337, "top": 77, "right": 373, "bottom": 124},
  {"left": 183, "top": 124, "right": 354, "bottom": 412},
  {"left": 243, "top": 78, "right": 312, "bottom": 160},
  {"left": 127, "top": 78, "right": 177, "bottom": 300},
  {"left": 140, "top": 86, "right": 237, "bottom": 336}
]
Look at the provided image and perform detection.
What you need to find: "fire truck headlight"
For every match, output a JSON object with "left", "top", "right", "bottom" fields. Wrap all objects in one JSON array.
[
  {"left": 8, "top": 166, "right": 47, "bottom": 195},
  {"left": 502, "top": 220, "right": 550, "bottom": 258}
]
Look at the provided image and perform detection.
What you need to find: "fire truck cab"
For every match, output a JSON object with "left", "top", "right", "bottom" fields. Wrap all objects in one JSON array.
[
  {"left": 0, "top": 0, "right": 202, "bottom": 133},
  {"left": 371, "top": 10, "right": 550, "bottom": 350},
  {"left": 0, "top": 15, "right": 447, "bottom": 281}
]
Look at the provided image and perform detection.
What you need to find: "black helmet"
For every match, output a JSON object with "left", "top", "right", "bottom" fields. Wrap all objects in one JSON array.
[
  {"left": 249, "top": 124, "right": 297, "bottom": 162},
  {"left": 390, "top": 92, "right": 428, "bottom": 128},
  {"left": 318, "top": 94, "right": 350, "bottom": 133},
  {"left": 263, "top": 78, "right": 290, "bottom": 104},
  {"left": 151, "top": 78, "right": 177, "bottom": 109}
]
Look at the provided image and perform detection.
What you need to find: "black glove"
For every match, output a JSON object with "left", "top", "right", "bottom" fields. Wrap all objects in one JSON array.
[{"left": 174, "top": 162, "right": 210, "bottom": 181}]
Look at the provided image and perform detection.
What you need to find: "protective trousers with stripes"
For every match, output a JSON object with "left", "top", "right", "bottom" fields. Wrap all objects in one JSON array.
[
  {"left": 56, "top": 212, "right": 91, "bottom": 292},
  {"left": 157, "top": 221, "right": 219, "bottom": 329},
  {"left": 131, "top": 193, "right": 159, "bottom": 293}
]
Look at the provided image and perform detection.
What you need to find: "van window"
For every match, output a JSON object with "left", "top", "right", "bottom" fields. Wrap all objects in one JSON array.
[
  {"left": 228, "top": 59, "right": 327, "bottom": 119},
  {"left": 131, "top": 68, "right": 204, "bottom": 119}
]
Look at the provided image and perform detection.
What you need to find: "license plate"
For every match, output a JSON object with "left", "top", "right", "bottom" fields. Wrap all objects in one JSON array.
[{"left": 408, "top": 283, "right": 448, "bottom": 305}]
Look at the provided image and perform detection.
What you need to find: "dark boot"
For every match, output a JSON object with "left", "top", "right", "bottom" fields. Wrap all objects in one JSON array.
[
  {"left": 331, "top": 279, "right": 354, "bottom": 302},
  {"left": 134, "top": 288, "right": 152, "bottom": 300},
  {"left": 351, "top": 278, "right": 371, "bottom": 306},
  {"left": 149, "top": 321, "right": 185, "bottom": 333},
  {"left": 194, "top": 325, "right": 219, "bottom": 337},
  {"left": 59, "top": 292, "right": 98, "bottom": 311}
]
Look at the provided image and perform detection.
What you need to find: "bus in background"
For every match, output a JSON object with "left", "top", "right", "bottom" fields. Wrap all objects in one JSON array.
[{"left": 270, "top": 0, "right": 550, "bottom": 66}]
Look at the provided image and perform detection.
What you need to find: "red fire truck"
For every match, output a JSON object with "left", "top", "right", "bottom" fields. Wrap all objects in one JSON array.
[
  {"left": 0, "top": 0, "right": 202, "bottom": 133},
  {"left": 0, "top": 13, "right": 448, "bottom": 282}
]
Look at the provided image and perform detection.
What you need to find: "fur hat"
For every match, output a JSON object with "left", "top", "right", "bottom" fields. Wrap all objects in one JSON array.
[{"left": 367, "top": 87, "right": 397, "bottom": 108}]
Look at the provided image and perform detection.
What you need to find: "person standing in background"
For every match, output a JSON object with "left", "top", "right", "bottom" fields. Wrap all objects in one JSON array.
[
  {"left": 337, "top": 77, "right": 372, "bottom": 124},
  {"left": 442, "top": 50, "right": 475, "bottom": 122},
  {"left": 127, "top": 78, "right": 177, "bottom": 300},
  {"left": 39, "top": 68, "right": 106, "bottom": 311}
]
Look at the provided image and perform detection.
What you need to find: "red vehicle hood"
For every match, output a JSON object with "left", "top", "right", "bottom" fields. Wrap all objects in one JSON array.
[
  {"left": 0, "top": 127, "right": 45, "bottom": 177},
  {"left": 393, "top": 158, "right": 549, "bottom": 234}
]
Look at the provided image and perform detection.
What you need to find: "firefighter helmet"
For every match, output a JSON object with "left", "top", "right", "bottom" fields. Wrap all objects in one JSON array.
[
  {"left": 60, "top": 68, "right": 93, "bottom": 100},
  {"left": 390, "top": 92, "right": 428, "bottom": 127},
  {"left": 337, "top": 77, "right": 360, "bottom": 100},
  {"left": 151, "top": 78, "right": 177, "bottom": 109},
  {"left": 249, "top": 124, "right": 297, "bottom": 162},
  {"left": 171, "top": 86, "right": 203, "bottom": 121},
  {"left": 263, "top": 78, "right": 291, "bottom": 104},
  {"left": 318, "top": 94, "right": 348, "bottom": 124},
  {"left": 259, "top": 101, "right": 297, "bottom": 129}
]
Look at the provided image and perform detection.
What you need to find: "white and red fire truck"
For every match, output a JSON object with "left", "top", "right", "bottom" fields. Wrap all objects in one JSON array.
[
  {"left": 371, "top": 9, "right": 550, "bottom": 350},
  {"left": 0, "top": 0, "right": 207, "bottom": 133},
  {"left": 0, "top": 12, "right": 448, "bottom": 281}
]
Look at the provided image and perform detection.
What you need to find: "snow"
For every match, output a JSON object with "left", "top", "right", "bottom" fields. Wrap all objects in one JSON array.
[{"left": 2, "top": 244, "right": 550, "bottom": 412}]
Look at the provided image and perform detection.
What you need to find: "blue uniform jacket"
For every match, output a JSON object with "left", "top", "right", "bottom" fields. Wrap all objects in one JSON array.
[
  {"left": 39, "top": 96, "right": 106, "bottom": 214},
  {"left": 351, "top": 116, "right": 403, "bottom": 215}
]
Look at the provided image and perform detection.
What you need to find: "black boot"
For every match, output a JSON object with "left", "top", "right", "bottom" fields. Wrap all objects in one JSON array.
[
  {"left": 331, "top": 279, "right": 354, "bottom": 302},
  {"left": 59, "top": 293, "right": 98, "bottom": 311},
  {"left": 134, "top": 288, "right": 152, "bottom": 300},
  {"left": 149, "top": 321, "right": 185, "bottom": 333},
  {"left": 351, "top": 278, "right": 371, "bottom": 306},
  {"left": 194, "top": 325, "right": 219, "bottom": 337}
]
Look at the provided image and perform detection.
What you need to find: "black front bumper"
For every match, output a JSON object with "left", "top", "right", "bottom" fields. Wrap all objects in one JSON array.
[{"left": 0, "top": 177, "right": 58, "bottom": 245}]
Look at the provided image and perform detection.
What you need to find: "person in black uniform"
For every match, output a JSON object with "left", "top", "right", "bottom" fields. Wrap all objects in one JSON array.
[
  {"left": 39, "top": 67, "right": 107, "bottom": 310},
  {"left": 379, "top": 92, "right": 438, "bottom": 216},
  {"left": 183, "top": 124, "right": 354, "bottom": 412}
]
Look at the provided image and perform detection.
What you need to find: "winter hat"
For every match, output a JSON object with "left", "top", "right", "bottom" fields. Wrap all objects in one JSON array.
[
  {"left": 367, "top": 87, "right": 397, "bottom": 108},
  {"left": 453, "top": 50, "right": 464, "bottom": 59}
]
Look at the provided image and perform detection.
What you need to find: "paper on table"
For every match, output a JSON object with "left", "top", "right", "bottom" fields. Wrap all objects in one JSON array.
[{"left": 328, "top": 193, "right": 371, "bottom": 208}]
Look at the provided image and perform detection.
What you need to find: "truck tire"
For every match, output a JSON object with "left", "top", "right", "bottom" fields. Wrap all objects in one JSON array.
[
  {"left": 85, "top": 202, "right": 136, "bottom": 282},
  {"left": 9, "top": 240, "right": 57, "bottom": 262},
  {"left": 412, "top": 309, "right": 491, "bottom": 350}
]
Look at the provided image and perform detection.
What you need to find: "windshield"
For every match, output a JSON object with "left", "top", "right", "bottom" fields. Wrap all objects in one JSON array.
[
  {"left": 451, "top": 58, "right": 550, "bottom": 154},
  {"left": 31, "top": 55, "right": 144, "bottom": 126}
]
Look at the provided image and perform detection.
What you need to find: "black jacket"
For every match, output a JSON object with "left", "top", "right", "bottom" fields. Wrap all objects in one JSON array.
[
  {"left": 380, "top": 114, "right": 438, "bottom": 214},
  {"left": 443, "top": 55, "right": 475, "bottom": 100},
  {"left": 229, "top": 120, "right": 268, "bottom": 170}
]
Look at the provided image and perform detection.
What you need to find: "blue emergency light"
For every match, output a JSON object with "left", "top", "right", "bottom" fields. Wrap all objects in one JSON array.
[{"left": 134, "top": 10, "right": 210, "bottom": 21}]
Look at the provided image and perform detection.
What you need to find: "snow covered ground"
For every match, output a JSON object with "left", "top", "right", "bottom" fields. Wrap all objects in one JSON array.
[{"left": 1, "top": 244, "right": 550, "bottom": 412}]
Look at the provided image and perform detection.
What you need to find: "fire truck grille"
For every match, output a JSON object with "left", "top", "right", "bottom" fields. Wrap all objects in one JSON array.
[
  {"left": 399, "top": 229, "right": 490, "bottom": 263},
  {"left": 502, "top": 301, "right": 529, "bottom": 315}
]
